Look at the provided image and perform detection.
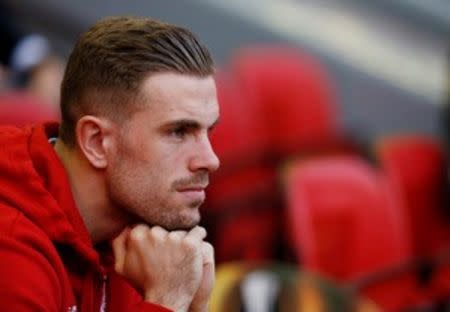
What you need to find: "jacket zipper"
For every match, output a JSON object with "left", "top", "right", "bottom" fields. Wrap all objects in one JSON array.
[{"left": 100, "top": 274, "right": 107, "bottom": 312}]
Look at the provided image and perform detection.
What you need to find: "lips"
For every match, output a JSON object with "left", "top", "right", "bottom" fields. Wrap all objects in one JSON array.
[
  {"left": 177, "top": 185, "right": 207, "bottom": 203},
  {"left": 176, "top": 184, "right": 208, "bottom": 192}
]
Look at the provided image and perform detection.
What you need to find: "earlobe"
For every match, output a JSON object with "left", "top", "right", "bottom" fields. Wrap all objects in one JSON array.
[{"left": 76, "top": 116, "right": 111, "bottom": 169}]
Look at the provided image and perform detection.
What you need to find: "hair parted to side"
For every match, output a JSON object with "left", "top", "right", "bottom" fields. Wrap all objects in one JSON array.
[{"left": 59, "top": 16, "right": 215, "bottom": 147}]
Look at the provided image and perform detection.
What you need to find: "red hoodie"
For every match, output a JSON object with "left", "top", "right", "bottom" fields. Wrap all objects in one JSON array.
[{"left": 0, "top": 122, "right": 172, "bottom": 312}]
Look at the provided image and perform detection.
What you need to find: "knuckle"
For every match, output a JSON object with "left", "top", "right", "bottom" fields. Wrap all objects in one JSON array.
[
  {"left": 167, "top": 231, "right": 186, "bottom": 241},
  {"left": 193, "top": 226, "right": 207, "bottom": 236},
  {"left": 129, "top": 225, "right": 148, "bottom": 244},
  {"left": 183, "top": 237, "right": 201, "bottom": 252},
  {"left": 149, "top": 226, "right": 166, "bottom": 240}
]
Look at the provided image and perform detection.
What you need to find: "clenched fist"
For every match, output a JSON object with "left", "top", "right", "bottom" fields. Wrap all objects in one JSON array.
[{"left": 113, "top": 225, "right": 209, "bottom": 312}]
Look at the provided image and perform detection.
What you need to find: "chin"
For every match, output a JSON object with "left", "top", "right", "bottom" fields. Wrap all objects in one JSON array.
[
  {"left": 164, "top": 219, "right": 199, "bottom": 231},
  {"left": 134, "top": 201, "right": 202, "bottom": 231},
  {"left": 169, "top": 208, "right": 201, "bottom": 231}
]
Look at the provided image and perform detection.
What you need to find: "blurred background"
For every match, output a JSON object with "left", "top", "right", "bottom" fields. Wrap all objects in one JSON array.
[{"left": 0, "top": 0, "right": 448, "bottom": 311}]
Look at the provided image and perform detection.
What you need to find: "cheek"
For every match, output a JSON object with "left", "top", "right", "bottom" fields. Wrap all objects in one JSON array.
[
  {"left": 117, "top": 132, "right": 191, "bottom": 184},
  {"left": 152, "top": 141, "right": 190, "bottom": 172},
  {"left": 171, "top": 147, "right": 188, "bottom": 166},
  {"left": 174, "top": 140, "right": 198, "bottom": 162}
]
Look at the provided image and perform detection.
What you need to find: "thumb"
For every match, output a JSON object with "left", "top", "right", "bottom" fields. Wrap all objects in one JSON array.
[{"left": 112, "top": 227, "right": 131, "bottom": 274}]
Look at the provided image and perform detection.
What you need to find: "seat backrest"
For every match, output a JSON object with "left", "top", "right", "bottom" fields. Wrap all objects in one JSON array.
[
  {"left": 205, "top": 72, "right": 280, "bottom": 262},
  {"left": 231, "top": 45, "right": 341, "bottom": 157},
  {"left": 285, "top": 156, "right": 412, "bottom": 280},
  {"left": 375, "top": 135, "right": 450, "bottom": 257},
  {"left": 284, "top": 156, "right": 427, "bottom": 310},
  {"left": 212, "top": 71, "right": 270, "bottom": 169}
]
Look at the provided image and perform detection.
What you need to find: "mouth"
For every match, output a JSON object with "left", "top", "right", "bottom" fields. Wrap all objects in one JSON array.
[
  {"left": 178, "top": 185, "right": 207, "bottom": 191},
  {"left": 176, "top": 183, "right": 208, "bottom": 192},
  {"left": 176, "top": 185, "right": 207, "bottom": 203}
]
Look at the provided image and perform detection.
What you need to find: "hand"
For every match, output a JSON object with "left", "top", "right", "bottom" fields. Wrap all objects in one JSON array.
[
  {"left": 113, "top": 225, "right": 206, "bottom": 312},
  {"left": 189, "top": 242, "right": 215, "bottom": 312}
]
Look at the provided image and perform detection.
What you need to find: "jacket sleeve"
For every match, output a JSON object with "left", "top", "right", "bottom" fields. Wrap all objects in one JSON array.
[{"left": 0, "top": 220, "right": 62, "bottom": 311}]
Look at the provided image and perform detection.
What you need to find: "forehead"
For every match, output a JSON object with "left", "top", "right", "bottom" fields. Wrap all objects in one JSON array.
[{"left": 138, "top": 72, "right": 219, "bottom": 123}]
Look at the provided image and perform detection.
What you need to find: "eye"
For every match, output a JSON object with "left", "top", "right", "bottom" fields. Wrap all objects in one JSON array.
[{"left": 170, "top": 126, "right": 188, "bottom": 139}]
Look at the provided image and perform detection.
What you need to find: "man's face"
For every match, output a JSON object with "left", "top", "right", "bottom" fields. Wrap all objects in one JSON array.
[{"left": 107, "top": 72, "right": 220, "bottom": 230}]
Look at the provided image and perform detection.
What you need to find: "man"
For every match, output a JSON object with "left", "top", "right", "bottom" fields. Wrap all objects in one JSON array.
[{"left": 0, "top": 16, "right": 220, "bottom": 311}]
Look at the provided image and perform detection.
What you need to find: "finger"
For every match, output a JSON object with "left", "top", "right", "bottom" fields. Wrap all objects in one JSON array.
[
  {"left": 167, "top": 230, "right": 188, "bottom": 241},
  {"left": 129, "top": 224, "right": 150, "bottom": 244},
  {"left": 127, "top": 225, "right": 153, "bottom": 261},
  {"left": 112, "top": 227, "right": 131, "bottom": 273},
  {"left": 148, "top": 225, "right": 169, "bottom": 241},
  {"left": 186, "top": 226, "right": 207, "bottom": 242},
  {"left": 202, "top": 242, "right": 215, "bottom": 272},
  {"left": 192, "top": 242, "right": 215, "bottom": 307},
  {"left": 201, "top": 242, "right": 215, "bottom": 266}
]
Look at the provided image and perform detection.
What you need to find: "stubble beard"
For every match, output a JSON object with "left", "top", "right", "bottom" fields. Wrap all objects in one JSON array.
[
  {"left": 109, "top": 181, "right": 203, "bottom": 231},
  {"left": 109, "top": 157, "right": 207, "bottom": 231}
]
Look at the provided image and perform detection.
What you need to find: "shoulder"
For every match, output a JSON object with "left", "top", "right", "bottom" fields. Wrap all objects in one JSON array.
[
  {"left": 0, "top": 202, "right": 62, "bottom": 266},
  {"left": 0, "top": 203, "right": 48, "bottom": 241},
  {"left": 0, "top": 204, "right": 65, "bottom": 309}
]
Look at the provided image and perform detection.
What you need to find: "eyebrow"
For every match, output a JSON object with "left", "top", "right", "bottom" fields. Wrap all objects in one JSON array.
[{"left": 161, "top": 117, "right": 220, "bottom": 131}]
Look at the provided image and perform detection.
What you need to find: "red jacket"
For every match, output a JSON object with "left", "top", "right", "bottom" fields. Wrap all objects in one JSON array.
[{"left": 0, "top": 123, "right": 171, "bottom": 312}]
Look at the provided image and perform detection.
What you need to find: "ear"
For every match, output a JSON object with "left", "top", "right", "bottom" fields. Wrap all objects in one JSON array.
[{"left": 76, "top": 116, "right": 114, "bottom": 169}]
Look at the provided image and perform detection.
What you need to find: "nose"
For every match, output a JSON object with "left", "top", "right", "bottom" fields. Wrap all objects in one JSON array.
[{"left": 189, "top": 136, "right": 220, "bottom": 173}]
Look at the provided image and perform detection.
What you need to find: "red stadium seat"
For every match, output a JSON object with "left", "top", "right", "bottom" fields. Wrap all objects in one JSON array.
[
  {"left": 375, "top": 135, "right": 449, "bottom": 257},
  {"left": 284, "top": 156, "right": 425, "bottom": 310},
  {"left": 375, "top": 135, "right": 450, "bottom": 301},
  {"left": 204, "top": 47, "right": 350, "bottom": 263},
  {"left": 211, "top": 71, "right": 271, "bottom": 173},
  {"left": 205, "top": 72, "right": 280, "bottom": 262},
  {"left": 208, "top": 71, "right": 276, "bottom": 212},
  {"left": 231, "top": 45, "right": 341, "bottom": 157}
]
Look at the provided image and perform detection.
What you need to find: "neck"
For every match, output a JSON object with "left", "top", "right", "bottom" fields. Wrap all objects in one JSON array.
[{"left": 54, "top": 139, "right": 131, "bottom": 244}]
